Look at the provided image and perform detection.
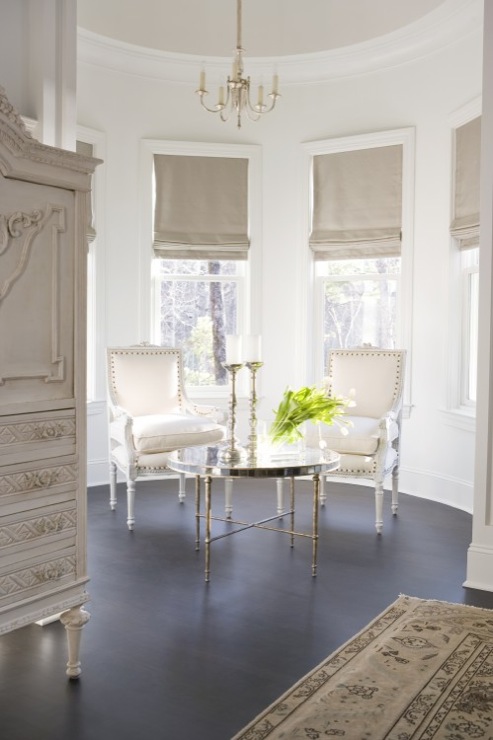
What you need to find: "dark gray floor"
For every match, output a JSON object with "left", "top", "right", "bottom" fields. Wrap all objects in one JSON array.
[{"left": 0, "top": 478, "right": 492, "bottom": 740}]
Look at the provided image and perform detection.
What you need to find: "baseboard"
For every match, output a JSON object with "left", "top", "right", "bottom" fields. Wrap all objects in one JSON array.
[{"left": 398, "top": 466, "right": 473, "bottom": 514}]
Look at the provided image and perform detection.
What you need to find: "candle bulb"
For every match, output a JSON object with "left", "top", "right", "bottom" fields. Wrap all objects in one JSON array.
[
  {"left": 272, "top": 74, "right": 279, "bottom": 95},
  {"left": 199, "top": 69, "right": 206, "bottom": 91},
  {"left": 225, "top": 335, "right": 243, "bottom": 364},
  {"left": 243, "top": 335, "right": 262, "bottom": 363},
  {"left": 257, "top": 85, "right": 264, "bottom": 107}
]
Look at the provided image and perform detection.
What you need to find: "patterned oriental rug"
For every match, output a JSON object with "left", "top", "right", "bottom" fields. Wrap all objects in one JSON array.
[{"left": 232, "top": 595, "right": 493, "bottom": 740}]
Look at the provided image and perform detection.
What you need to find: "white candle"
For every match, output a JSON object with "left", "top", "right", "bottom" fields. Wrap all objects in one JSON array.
[
  {"left": 257, "top": 85, "right": 264, "bottom": 107},
  {"left": 225, "top": 335, "right": 242, "bottom": 364},
  {"left": 243, "top": 334, "right": 262, "bottom": 362},
  {"left": 272, "top": 74, "right": 279, "bottom": 95},
  {"left": 199, "top": 69, "right": 206, "bottom": 91},
  {"left": 218, "top": 86, "right": 225, "bottom": 106}
]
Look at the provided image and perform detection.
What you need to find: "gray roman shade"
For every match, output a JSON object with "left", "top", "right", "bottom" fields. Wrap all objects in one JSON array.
[
  {"left": 310, "top": 144, "right": 403, "bottom": 260},
  {"left": 450, "top": 116, "right": 481, "bottom": 250},
  {"left": 153, "top": 154, "right": 249, "bottom": 260},
  {"left": 76, "top": 140, "right": 96, "bottom": 243}
]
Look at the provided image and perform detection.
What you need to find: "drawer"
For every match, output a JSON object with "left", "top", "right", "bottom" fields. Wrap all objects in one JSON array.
[
  {"left": 0, "top": 456, "right": 78, "bottom": 515},
  {"left": 0, "top": 543, "right": 77, "bottom": 608},
  {"left": 0, "top": 501, "right": 77, "bottom": 555},
  {"left": 0, "top": 409, "right": 76, "bottom": 465}
]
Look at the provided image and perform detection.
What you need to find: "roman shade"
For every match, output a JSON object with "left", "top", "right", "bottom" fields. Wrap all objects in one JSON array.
[
  {"left": 450, "top": 116, "right": 481, "bottom": 250},
  {"left": 153, "top": 154, "right": 249, "bottom": 260},
  {"left": 76, "top": 140, "right": 96, "bottom": 243},
  {"left": 310, "top": 145, "right": 403, "bottom": 260}
]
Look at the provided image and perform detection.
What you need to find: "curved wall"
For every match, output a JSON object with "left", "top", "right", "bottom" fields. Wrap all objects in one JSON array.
[{"left": 77, "top": 15, "right": 483, "bottom": 515}]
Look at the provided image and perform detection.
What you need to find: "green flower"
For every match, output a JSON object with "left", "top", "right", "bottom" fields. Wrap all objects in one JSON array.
[{"left": 269, "top": 385, "right": 349, "bottom": 445}]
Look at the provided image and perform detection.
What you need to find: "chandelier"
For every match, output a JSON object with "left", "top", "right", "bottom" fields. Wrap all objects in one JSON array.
[{"left": 196, "top": 0, "right": 280, "bottom": 129}]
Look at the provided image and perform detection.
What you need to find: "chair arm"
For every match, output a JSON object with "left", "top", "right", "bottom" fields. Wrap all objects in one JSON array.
[
  {"left": 377, "top": 412, "right": 400, "bottom": 444},
  {"left": 183, "top": 401, "right": 227, "bottom": 425}
]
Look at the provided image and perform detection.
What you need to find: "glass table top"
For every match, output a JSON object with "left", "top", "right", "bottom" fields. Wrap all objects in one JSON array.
[{"left": 167, "top": 445, "right": 340, "bottom": 478}]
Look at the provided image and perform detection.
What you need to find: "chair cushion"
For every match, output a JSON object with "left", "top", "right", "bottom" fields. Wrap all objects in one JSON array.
[
  {"left": 318, "top": 415, "right": 382, "bottom": 456},
  {"left": 132, "top": 414, "right": 225, "bottom": 453}
]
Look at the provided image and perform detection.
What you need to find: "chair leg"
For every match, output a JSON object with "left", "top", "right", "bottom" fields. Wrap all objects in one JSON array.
[
  {"left": 109, "top": 461, "right": 117, "bottom": 511},
  {"left": 319, "top": 474, "right": 327, "bottom": 506},
  {"left": 375, "top": 482, "right": 384, "bottom": 535},
  {"left": 178, "top": 473, "right": 186, "bottom": 503},
  {"left": 276, "top": 478, "right": 284, "bottom": 514},
  {"left": 127, "top": 479, "right": 136, "bottom": 531},
  {"left": 391, "top": 467, "right": 399, "bottom": 515},
  {"left": 224, "top": 479, "right": 233, "bottom": 519}
]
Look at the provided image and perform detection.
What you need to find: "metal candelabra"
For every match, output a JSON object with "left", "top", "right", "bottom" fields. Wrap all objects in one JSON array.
[
  {"left": 218, "top": 362, "right": 246, "bottom": 464},
  {"left": 246, "top": 361, "right": 264, "bottom": 464}
]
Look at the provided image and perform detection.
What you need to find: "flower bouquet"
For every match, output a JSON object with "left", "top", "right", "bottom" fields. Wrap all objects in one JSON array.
[{"left": 269, "top": 384, "right": 349, "bottom": 446}]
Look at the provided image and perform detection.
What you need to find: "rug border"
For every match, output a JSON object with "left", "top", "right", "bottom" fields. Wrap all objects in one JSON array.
[{"left": 231, "top": 593, "right": 493, "bottom": 740}]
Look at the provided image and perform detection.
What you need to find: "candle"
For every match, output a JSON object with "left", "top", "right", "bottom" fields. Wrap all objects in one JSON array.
[
  {"left": 243, "top": 334, "right": 262, "bottom": 362},
  {"left": 272, "top": 74, "right": 279, "bottom": 95},
  {"left": 218, "top": 86, "right": 225, "bottom": 106},
  {"left": 225, "top": 335, "right": 242, "bottom": 364},
  {"left": 257, "top": 85, "right": 264, "bottom": 107},
  {"left": 199, "top": 69, "right": 206, "bottom": 91}
]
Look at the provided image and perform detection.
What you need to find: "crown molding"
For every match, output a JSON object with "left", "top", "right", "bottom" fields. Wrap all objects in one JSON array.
[{"left": 77, "top": 0, "right": 482, "bottom": 86}]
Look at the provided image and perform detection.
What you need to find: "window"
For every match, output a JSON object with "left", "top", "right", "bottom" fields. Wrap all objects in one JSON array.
[
  {"left": 461, "top": 247, "right": 479, "bottom": 406},
  {"left": 304, "top": 129, "right": 414, "bottom": 383},
  {"left": 315, "top": 257, "right": 400, "bottom": 356},
  {"left": 448, "top": 106, "right": 481, "bottom": 419},
  {"left": 140, "top": 140, "right": 261, "bottom": 396},
  {"left": 151, "top": 258, "right": 245, "bottom": 388}
]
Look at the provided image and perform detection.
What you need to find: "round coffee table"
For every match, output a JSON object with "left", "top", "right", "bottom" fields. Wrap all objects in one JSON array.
[{"left": 168, "top": 445, "right": 340, "bottom": 581}]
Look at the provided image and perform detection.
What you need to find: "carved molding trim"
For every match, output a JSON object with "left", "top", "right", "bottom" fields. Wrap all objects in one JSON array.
[
  {"left": 0, "top": 509, "right": 77, "bottom": 548},
  {"left": 0, "top": 416, "right": 76, "bottom": 447},
  {"left": 0, "top": 208, "right": 47, "bottom": 303},
  {"left": 0, "top": 555, "right": 76, "bottom": 599},
  {"left": 0, "top": 203, "right": 66, "bottom": 385},
  {"left": 0, "top": 86, "right": 98, "bottom": 178},
  {"left": 0, "top": 462, "right": 78, "bottom": 497},
  {"left": 0, "top": 592, "right": 90, "bottom": 635}
]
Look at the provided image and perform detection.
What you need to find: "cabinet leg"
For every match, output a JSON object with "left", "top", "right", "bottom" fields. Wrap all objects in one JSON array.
[{"left": 60, "top": 605, "right": 90, "bottom": 679}]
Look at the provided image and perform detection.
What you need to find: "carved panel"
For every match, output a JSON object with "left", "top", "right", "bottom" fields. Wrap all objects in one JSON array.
[
  {"left": 0, "top": 462, "right": 78, "bottom": 497},
  {"left": 0, "top": 416, "right": 76, "bottom": 448},
  {"left": 0, "top": 509, "right": 77, "bottom": 548},
  {"left": 0, "top": 555, "right": 76, "bottom": 598}
]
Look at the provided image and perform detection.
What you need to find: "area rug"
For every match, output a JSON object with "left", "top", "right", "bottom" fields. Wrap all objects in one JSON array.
[{"left": 232, "top": 595, "right": 493, "bottom": 739}]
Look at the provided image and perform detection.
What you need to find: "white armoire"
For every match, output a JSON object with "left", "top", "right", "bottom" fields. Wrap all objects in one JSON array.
[{"left": 0, "top": 87, "right": 98, "bottom": 677}]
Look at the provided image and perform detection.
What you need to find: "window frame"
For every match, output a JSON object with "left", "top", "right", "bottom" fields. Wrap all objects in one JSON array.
[
  {"left": 139, "top": 139, "right": 262, "bottom": 399},
  {"left": 302, "top": 128, "right": 415, "bottom": 410},
  {"left": 444, "top": 97, "right": 481, "bottom": 430}
]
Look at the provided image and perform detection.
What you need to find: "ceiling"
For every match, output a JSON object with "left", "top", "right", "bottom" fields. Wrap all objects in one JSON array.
[{"left": 77, "top": 0, "right": 449, "bottom": 58}]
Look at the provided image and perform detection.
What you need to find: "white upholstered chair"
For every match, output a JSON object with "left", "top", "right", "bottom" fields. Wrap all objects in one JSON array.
[
  {"left": 107, "top": 345, "right": 227, "bottom": 530},
  {"left": 305, "top": 348, "right": 406, "bottom": 534}
]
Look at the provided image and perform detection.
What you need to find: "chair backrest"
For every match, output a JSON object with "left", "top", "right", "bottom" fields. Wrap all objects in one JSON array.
[
  {"left": 327, "top": 349, "right": 406, "bottom": 419},
  {"left": 107, "top": 346, "right": 186, "bottom": 417}
]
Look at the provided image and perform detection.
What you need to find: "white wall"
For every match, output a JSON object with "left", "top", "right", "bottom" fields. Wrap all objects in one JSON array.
[{"left": 78, "top": 25, "right": 483, "bottom": 510}]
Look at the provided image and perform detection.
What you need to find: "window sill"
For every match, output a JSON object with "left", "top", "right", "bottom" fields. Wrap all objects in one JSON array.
[{"left": 439, "top": 407, "right": 476, "bottom": 432}]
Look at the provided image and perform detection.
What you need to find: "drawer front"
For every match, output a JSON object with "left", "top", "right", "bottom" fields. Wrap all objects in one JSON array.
[
  {"left": 0, "top": 503, "right": 77, "bottom": 552},
  {"left": 0, "top": 410, "right": 76, "bottom": 465},
  {"left": 0, "top": 546, "right": 77, "bottom": 607},
  {"left": 0, "top": 457, "right": 78, "bottom": 515}
]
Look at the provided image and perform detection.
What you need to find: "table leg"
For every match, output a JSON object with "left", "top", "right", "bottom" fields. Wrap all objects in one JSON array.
[
  {"left": 312, "top": 473, "right": 320, "bottom": 577},
  {"left": 290, "top": 477, "right": 295, "bottom": 548},
  {"left": 195, "top": 475, "right": 201, "bottom": 551},
  {"left": 205, "top": 475, "right": 212, "bottom": 583}
]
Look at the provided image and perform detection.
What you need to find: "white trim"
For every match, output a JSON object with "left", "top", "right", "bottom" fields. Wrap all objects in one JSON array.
[
  {"left": 301, "top": 128, "right": 415, "bottom": 409},
  {"left": 77, "top": 124, "right": 107, "bottom": 403},
  {"left": 77, "top": 0, "right": 482, "bottom": 85}
]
